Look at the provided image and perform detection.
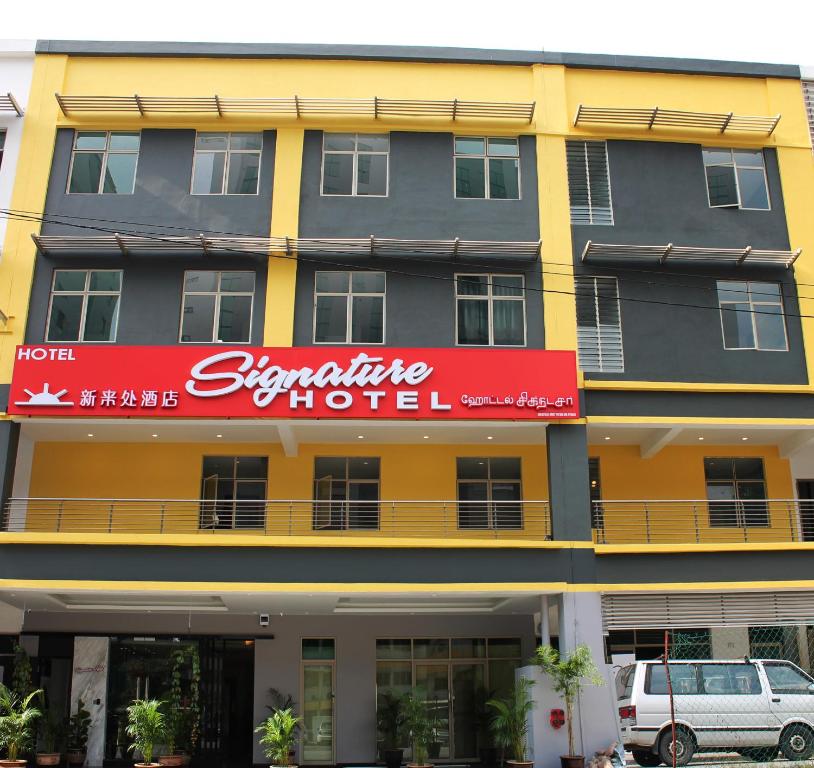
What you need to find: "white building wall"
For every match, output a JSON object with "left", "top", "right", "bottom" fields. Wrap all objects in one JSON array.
[{"left": 0, "top": 42, "right": 35, "bottom": 258}]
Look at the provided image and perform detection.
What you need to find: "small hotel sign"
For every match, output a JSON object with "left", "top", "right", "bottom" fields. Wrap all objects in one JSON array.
[{"left": 8, "top": 346, "right": 580, "bottom": 420}]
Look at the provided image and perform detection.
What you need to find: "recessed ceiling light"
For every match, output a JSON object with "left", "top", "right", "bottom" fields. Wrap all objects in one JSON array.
[
  {"left": 604, "top": 436, "right": 611, "bottom": 441},
  {"left": 152, "top": 434, "right": 158, "bottom": 438},
  {"left": 487, "top": 436, "right": 494, "bottom": 440},
  {"left": 357, "top": 435, "right": 364, "bottom": 439},
  {"left": 423, "top": 435, "right": 430, "bottom": 439},
  {"left": 698, "top": 437, "right": 705, "bottom": 441},
  {"left": 742, "top": 436, "right": 749, "bottom": 441},
  {"left": 216, "top": 434, "right": 223, "bottom": 438},
  {"left": 87, "top": 433, "right": 94, "bottom": 438}
]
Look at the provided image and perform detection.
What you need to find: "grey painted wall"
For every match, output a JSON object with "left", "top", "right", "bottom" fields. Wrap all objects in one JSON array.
[
  {"left": 573, "top": 141, "right": 806, "bottom": 384},
  {"left": 292, "top": 256, "right": 544, "bottom": 348},
  {"left": 547, "top": 424, "right": 591, "bottom": 541},
  {"left": 299, "top": 131, "right": 540, "bottom": 240}
]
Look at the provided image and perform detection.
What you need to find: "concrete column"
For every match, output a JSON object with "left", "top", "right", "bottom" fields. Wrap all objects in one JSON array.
[
  {"left": 71, "top": 637, "right": 109, "bottom": 767},
  {"left": 540, "top": 595, "right": 551, "bottom": 646},
  {"left": 0, "top": 421, "right": 20, "bottom": 525},
  {"left": 546, "top": 424, "right": 591, "bottom": 541}
]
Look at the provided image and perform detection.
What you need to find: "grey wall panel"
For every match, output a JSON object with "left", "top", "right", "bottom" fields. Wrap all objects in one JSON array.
[
  {"left": 292, "top": 256, "right": 544, "bottom": 348},
  {"left": 299, "top": 131, "right": 539, "bottom": 241},
  {"left": 547, "top": 424, "right": 591, "bottom": 541},
  {"left": 24, "top": 256, "right": 267, "bottom": 345}
]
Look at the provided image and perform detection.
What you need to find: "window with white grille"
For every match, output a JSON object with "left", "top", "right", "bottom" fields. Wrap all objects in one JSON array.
[
  {"left": 575, "top": 276, "right": 623, "bottom": 373},
  {"left": 565, "top": 140, "right": 613, "bottom": 225}
]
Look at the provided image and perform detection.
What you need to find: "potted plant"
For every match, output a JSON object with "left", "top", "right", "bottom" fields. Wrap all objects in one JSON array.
[
  {"left": 535, "top": 644, "right": 603, "bottom": 768},
  {"left": 474, "top": 685, "right": 498, "bottom": 768},
  {"left": 486, "top": 678, "right": 534, "bottom": 768},
  {"left": 0, "top": 684, "right": 43, "bottom": 768},
  {"left": 35, "top": 694, "right": 64, "bottom": 767},
  {"left": 377, "top": 692, "right": 406, "bottom": 768},
  {"left": 403, "top": 695, "right": 432, "bottom": 768},
  {"left": 426, "top": 700, "right": 442, "bottom": 760},
  {"left": 161, "top": 647, "right": 200, "bottom": 767},
  {"left": 126, "top": 700, "right": 166, "bottom": 768},
  {"left": 255, "top": 708, "right": 301, "bottom": 768},
  {"left": 65, "top": 702, "right": 90, "bottom": 767}
]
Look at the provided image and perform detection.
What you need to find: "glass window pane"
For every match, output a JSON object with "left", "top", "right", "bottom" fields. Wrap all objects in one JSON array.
[
  {"left": 302, "top": 638, "right": 335, "bottom": 660},
  {"left": 721, "top": 302, "right": 755, "bottom": 348},
  {"left": 706, "top": 165, "right": 739, "bottom": 206},
  {"left": 455, "top": 137, "right": 484, "bottom": 155},
  {"left": 455, "top": 157, "right": 486, "bottom": 198},
  {"left": 492, "top": 276, "right": 523, "bottom": 297},
  {"left": 356, "top": 153, "right": 387, "bottom": 196},
  {"left": 192, "top": 152, "right": 225, "bottom": 194},
  {"left": 488, "top": 158, "right": 520, "bottom": 199},
  {"left": 487, "top": 638, "right": 522, "bottom": 658},
  {"left": 102, "top": 153, "right": 138, "bottom": 194},
  {"left": 220, "top": 272, "right": 255, "bottom": 293},
  {"left": 196, "top": 133, "right": 228, "bottom": 151},
  {"left": 323, "top": 134, "right": 355, "bottom": 152},
  {"left": 750, "top": 282, "right": 781, "bottom": 299},
  {"left": 489, "top": 458, "right": 521, "bottom": 480},
  {"left": 184, "top": 271, "right": 219, "bottom": 293},
  {"left": 704, "top": 458, "right": 735, "bottom": 481},
  {"left": 737, "top": 167, "right": 769, "bottom": 209},
  {"left": 377, "top": 639, "right": 411, "bottom": 660},
  {"left": 457, "top": 300, "right": 489, "bottom": 345},
  {"left": 492, "top": 300, "right": 524, "bottom": 345},
  {"left": 351, "top": 295, "right": 384, "bottom": 343},
  {"left": 47, "top": 295, "right": 83, "bottom": 341},
  {"left": 322, "top": 153, "right": 354, "bottom": 195},
  {"left": 315, "top": 295, "right": 348, "bottom": 343},
  {"left": 315, "top": 457, "right": 347, "bottom": 479},
  {"left": 647, "top": 664, "right": 700, "bottom": 695},
  {"left": 89, "top": 271, "right": 121, "bottom": 292},
  {"left": 54, "top": 271, "right": 87, "bottom": 292},
  {"left": 754, "top": 304, "right": 787, "bottom": 350},
  {"left": 348, "top": 457, "right": 380, "bottom": 480},
  {"left": 227, "top": 152, "right": 260, "bottom": 194},
  {"left": 229, "top": 132, "right": 262, "bottom": 151},
  {"left": 75, "top": 132, "right": 107, "bottom": 150},
  {"left": 702, "top": 148, "right": 733, "bottom": 166},
  {"left": 717, "top": 281, "right": 749, "bottom": 303},
  {"left": 487, "top": 138, "right": 519, "bottom": 157},
  {"left": 69, "top": 152, "right": 103, "bottom": 193},
  {"left": 413, "top": 639, "right": 449, "bottom": 659},
  {"left": 356, "top": 134, "right": 389, "bottom": 152},
  {"left": 181, "top": 294, "right": 216, "bottom": 342},
  {"left": 83, "top": 295, "right": 119, "bottom": 341},
  {"left": 489, "top": 659, "right": 520, "bottom": 699},
  {"left": 218, "top": 295, "right": 252, "bottom": 343},
  {"left": 316, "top": 272, "right": 349, "bottom": 294},
  {"left": 452, "top": 639, "right": 486, "bottom": 659},
  {"left": 733, "top": 149, "right": 765, "bottom": 168},
  {"left": 764, "top": 663, "right": 814, "bottom": 694},
  {"left": 733, "top": 458, "right": 765, "bottom": 481},
  {"left": 235, "top": 456, "right": 268, "bottom": 479},
  {"left": 351, "top": 272, "right": 385, "bottom": 294},
  {"left": 108, "top": 132, "right": 140, "bottom": 151},
  {"left": 456, "top": 275, "right": 488, "bottom": 296}
]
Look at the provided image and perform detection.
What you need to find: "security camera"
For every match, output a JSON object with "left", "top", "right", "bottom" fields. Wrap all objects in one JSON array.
[{"left": 259, "top": 614, "right": 270, "bottom": 627}]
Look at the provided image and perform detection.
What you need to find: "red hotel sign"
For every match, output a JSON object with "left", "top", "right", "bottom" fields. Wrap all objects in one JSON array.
[{"left": 8, "top": 346, "right": 579, "bottom": 420}]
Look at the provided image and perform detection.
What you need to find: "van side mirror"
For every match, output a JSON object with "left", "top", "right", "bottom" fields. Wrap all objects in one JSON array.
[{"left": 808, "top": 683, "right": 814, "bottom": 693}]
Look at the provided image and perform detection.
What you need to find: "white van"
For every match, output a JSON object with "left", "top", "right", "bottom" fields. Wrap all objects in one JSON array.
[{"left": 616, "top": 659, "right": 814, "bottom": 766}]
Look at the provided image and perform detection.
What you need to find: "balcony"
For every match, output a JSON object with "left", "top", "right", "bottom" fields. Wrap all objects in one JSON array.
[
  {"left": 2, "top": 498, "right": 551, "bottom": 541},
  {"left": 593, "top": 499, "right": 813, "bottom": 545}
]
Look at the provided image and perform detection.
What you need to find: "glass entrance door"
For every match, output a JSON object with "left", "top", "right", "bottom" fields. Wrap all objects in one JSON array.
[
  {"left": 452, "top": 663, "right": 485, "bottom": 760},
  {"left": 302, "top": 664, "right": 335, "bottom": 764},
  {"left": 415, "top": 664, "right": 451, "bottom": 760}
]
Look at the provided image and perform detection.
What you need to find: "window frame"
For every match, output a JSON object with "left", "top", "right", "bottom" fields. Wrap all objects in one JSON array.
[
  {"left": 313, "top": 456, "right": 381, "bottom": 531},
  {"left": 199, "top": 455, "right": 268, "bottom": 530},
  {"left": 716, "top": 280, "right": 788, "bottom": 352},
  {"left": 456, "top": 456, "right": 523, "bottom": 530},
  {"left": 704, "top": 456, "right": 769, "bottom": 528},
  {"left": 453, "top": 136, "right": 522, "bottom": 200},
  {"left": 66, "top": 130, "right": 141, "bottom": 195},
  {"left": 565, "top": 139, "right": 614, "bottom": 225},
  {"left": 589, "top": 457, "right": 604, "bottom": 532},
  {"left": 179, "top": 270, "right": 255, "bottom": 344},
  {"left": 575, "top": 275, "right": 624, "bottom": 373},
  {"left": 312, "top": 271, "right": 386, "bottom": 345},
  {"left": 320, "top": 133, "right": 390, "bottom": 198},
  {"left": 190, "top": 131, "right": 263, "bottom": 196},
  {"left": 702, "top": 147, "right": 771, "bottom": 211},
  {"left": 45, "top": 268, "right": 122, "bottom": 343},
  {"left": 0, "top": 130, "right": 5, "bottom": 171},
  {"left": 454, "top": 273, "right": 527, "bottom": 347}
]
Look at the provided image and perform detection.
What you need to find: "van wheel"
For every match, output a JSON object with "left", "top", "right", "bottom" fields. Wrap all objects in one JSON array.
[
  {"left": 658, "top": 729, "right": 695, "bottom": 767},
  {"left": 739, "top": 747, "right": 778, "bottom": 762},
  {"left": 632, "top": 750, "right": 662, "bottom": 766},
  {"left": 780, "top": 724, "right": 814, "bottom": 761}
]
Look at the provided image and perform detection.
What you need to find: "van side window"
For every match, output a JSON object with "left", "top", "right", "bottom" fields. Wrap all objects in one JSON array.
[
  {"left": 764, "top": 662, "right": 814, "bottom": 694},
  {"left": 699, "top": 664, "right": 762, "bottom": 695},
  {"left": 645, "top": 664, "right": 700, "bottom": 695},
  {"left": 617, "top": 665, "right": 635, "bottom": 700}
]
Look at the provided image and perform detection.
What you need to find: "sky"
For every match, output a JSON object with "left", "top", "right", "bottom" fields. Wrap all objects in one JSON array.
[{"left": 3, "top": 0, "right": 814, "bottom": 68}]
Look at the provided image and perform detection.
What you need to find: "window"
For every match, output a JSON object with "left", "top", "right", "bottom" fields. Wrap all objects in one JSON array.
[
  {"left": 313, "top": 272, "right": 385, "bottom": 344},
  {"left": 704, "top": 457, "right": 769, "bottom": 528},
  {"left": 191, "top": 133, "right": 262, "bottom": 195},
  {"left": 0, "top": 131, "right": 5, "bottom": 171},
  {"left": 321, "top": 134, "right": 388, "bottom": 196},
  {"left": 457, "top": 457, "right": 522, "bottom": 529},
  {"left": 702, "top": 148, "right": 769, "bottom": 210},
  {"left": 200, "top": 456, "right": 267, "bottom": 530},
  {"left": 455, "top": 274, "right": 525, "bottom": 346},
  {"left": 589, "top": 457, "right": 604, "bottom": 531},
  {"left": 180, "top": 271, "right": 254, "bottom": 343},
  {"left": 566, "top": 140, "right": 613, "bottom": 224},
  {"left": 646, "top": 664, "right": 701, "bottom": 695},
  {"left": 68, "top": 131, "right": 140, "bottom": 194},
  {"left": 717, "top": 281, "right": 787, "bottom": 351},
  {"left": 763, "top": 662, "right": 814, "bottom": 694},
  {"left": 699, "top": 664, "right": 762, "bottom": 695},
  {"left": 575, "top": 276, "right": 623, "bottom": 373},
  {"left": 313, "top": 457, "right": 380, "bottom": 530},
  {"left": 46, "top": 270, "right": 121, "bottom": 342},
  {"left": 454, "top": 137, "right": 520, "bottom": 199}
]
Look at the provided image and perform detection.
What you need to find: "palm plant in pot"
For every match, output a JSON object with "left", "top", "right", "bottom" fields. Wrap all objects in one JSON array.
[
  {"left": 534, "top": 644, "right": 603, "bottom": 768},
  {"left": 376, "top": 692, "right": 406, "bottom": 768},
  {"left": 0, "top": 684, "right": 43, "bottom": 768},
  {"left": 403, "top": 695, "right": 432, "bottom": 768},
  {"left": 35, "top": 693, "right": 64, "bottom": 767},
  {"left": 125, "top": 700, "right": 166, "bottom": 768},
  {"left": 65, "top": 702, "right": 90, "bottom": 767},
  {"left": 255, "top": 708, "right": 301, "bottom": 768},
  {"left": 486, "top": 677, "right": 534, "bottom": 768}
]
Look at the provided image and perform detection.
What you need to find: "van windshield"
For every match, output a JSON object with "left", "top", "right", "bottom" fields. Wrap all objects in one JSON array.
[{"left": 617, "top": 665, "right": 635, "bottom": 700}]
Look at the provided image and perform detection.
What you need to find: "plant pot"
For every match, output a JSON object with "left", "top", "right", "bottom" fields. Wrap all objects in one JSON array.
[
  {"left": 36, "top": 755, "right": 61, "bottom": 767},
  {"left": 507, "top": 762, "right": 534, "bottom": 768},
  {"left": 561, "top": 756, "right": 585, "bottom": 768},
  {"left": 65, "top": 752, "right": 85, "bottom": 768},
  {"left": 270, "top": 765, "right": 298, "bottom": 768},
  {"left": 407, "top": 764, "right": 432, "bottom": 768},
  {"left": 0, "top": 761, "right": 28, "bottom": 768},
  {"left": 383, "top": 748, "right": 404, "bottom": 768},
  {"left": 159, "top": 757, "right": 185, "bottom": 767},
  {"left": 135, "top": 763, "right": 162, "bottom": 768}
]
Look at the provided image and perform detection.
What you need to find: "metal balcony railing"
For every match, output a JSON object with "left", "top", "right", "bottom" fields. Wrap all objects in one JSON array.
[
  {"left": 2, "top": 498, "right": 551, "bottom": 540},
  {"left": 592, "top": 499, "right": 814, "bottom": 545}
]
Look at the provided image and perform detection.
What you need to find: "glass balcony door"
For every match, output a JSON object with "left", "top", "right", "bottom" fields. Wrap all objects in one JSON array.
[{"left": 301, "top": 641, "right": 335, "bottom": 765}]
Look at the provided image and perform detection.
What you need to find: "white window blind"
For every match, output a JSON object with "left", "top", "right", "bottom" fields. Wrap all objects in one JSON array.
[
  {"left": 575, "top": 275, "right": 624, "bottom": 373},
  {"left": 566, "top": 140, "right": 613, "bottom": 225},
  {"left": 803, "top": 81, "right": 814, "bottom": 152}
]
